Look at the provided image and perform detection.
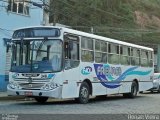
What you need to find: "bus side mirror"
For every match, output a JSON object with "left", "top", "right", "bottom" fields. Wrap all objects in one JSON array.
[{"left": 3, "top": 38, "right": 11, "bottom": 53}]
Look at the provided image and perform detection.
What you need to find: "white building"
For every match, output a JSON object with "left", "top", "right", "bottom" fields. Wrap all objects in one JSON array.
[{"left": 0, "top": 0, "right": 44, "bottom": 91}]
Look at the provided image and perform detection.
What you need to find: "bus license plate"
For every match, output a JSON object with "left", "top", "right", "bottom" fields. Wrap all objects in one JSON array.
[{"left": 25, "top": 91, "right": 33, "bottom": 96}]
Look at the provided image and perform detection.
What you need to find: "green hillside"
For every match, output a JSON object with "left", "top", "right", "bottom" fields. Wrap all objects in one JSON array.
[{"left": 49, "top": 0, "right": 160, "bottom": 46}]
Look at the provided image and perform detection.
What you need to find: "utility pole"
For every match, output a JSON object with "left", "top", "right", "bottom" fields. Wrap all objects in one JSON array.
[
  {"left": 27, "top": 0, "right": 50, "bottom": 26},
  {"left": 42, "top": 0, "right": 50, "bottom": 26}
]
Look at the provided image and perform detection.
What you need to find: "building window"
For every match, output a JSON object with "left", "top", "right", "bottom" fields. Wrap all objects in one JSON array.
[{"left": 8, "top": 0, "right": 30, "bottom": 15}]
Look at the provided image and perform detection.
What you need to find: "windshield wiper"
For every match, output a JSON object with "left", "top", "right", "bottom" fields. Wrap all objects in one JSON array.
[
  {"left": 35, "top": 40, "right": 46, "bottom": 59},
  {"left": 36, "top": 37, "right": 48, "bottom": 59},
  {"left": 31, "top": 37, "right": 48, "bottom": 72}
]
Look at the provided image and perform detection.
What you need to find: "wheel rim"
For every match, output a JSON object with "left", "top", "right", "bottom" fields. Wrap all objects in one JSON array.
[{"left": 80, "top": 86, "right": 88, "bottom": 100}]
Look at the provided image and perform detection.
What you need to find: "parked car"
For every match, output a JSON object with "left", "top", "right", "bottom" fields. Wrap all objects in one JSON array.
[{"left": 150, "top": 73, "right": 160, "bottom": 93}]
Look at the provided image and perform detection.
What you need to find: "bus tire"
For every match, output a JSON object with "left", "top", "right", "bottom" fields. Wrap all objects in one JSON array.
[
  {"left": 150, "top": 90, "right": 154, "bottom": 93},
  {"left": 123, "top": 81, "right": 138, "bottom": 98},
  {"left": 76, "top": 82, "right": 90, "bottom": 104},
  {"left": 34, "top": 97, "right": 48, "bottom": 103},
  {"left": 157, "top": 86, "right": 160, "bottom": 93},
  {"left": 139, "top": 91, "right": 143, "bottom": 94}
]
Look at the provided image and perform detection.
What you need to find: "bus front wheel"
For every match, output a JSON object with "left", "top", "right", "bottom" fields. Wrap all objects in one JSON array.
[
  {"left": 34, "top": 97, "right": 48, "bottom": 103},
  {"left": 76, "top": 82, "right": 90, "bottom": 104}
]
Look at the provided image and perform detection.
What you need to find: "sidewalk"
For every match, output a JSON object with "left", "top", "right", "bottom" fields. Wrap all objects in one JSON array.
[{"left": 0, "top": 92, "right": 25, "bottom": 101}]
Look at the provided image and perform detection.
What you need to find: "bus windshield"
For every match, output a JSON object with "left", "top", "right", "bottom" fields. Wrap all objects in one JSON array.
[{"left": 11, "top": 39, "right": 62, "bottom": 73}]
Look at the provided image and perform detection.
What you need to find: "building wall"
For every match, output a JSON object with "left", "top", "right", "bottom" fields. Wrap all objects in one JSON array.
[
  {"left": 0, "top": 0, "right": 43, "bottom": 91},
  {"left": 0, "top": 34, "right": 6, "bottom": 90}
]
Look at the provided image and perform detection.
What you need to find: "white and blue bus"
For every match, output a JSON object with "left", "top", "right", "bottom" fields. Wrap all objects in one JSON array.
[{"left": 7, "top": 26, "right": 154, "bottom": 103}]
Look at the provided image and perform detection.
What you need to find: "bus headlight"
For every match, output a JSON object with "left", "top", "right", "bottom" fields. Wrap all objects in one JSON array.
[
  {"left": 42, "top": 82, "right": 58, "bottom": 90},
  {"left": 45, "top": 84, "right": 50, "bottom": 90},
  {"left": 9, "top": 82, "right": 20, "bottom": 89},
  {"left": 50, "top": 83, "right": 58, "bottom": 89},
  {"left": 9, "top": 83, "right": 16, "bottom": 89}
]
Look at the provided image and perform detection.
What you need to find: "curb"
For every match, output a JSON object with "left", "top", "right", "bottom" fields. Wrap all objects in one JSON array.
[{"left": 0, "top": 95, "right": 25, "bottom": 101}]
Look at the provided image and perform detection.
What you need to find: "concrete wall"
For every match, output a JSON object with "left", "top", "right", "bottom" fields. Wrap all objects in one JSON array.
[{"left": 0, "top": 0, "right": 43, "bottom": 91}]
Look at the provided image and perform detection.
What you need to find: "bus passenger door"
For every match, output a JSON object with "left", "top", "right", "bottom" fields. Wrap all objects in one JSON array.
[{"left": 62, "top": 34, "right": 80, "bottom": 98}]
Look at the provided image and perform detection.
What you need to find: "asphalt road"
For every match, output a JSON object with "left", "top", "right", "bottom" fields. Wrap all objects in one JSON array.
[{"left": 0, "top": 92, "right": 160, "bottom": 120}]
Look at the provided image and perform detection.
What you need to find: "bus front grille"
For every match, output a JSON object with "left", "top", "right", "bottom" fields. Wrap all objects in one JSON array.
[
  {"left": 14, "top": 78, "right": 50, "bottom": 83},
  {"left": 19, "top": 83, "right": 44, "bottom": 90}
]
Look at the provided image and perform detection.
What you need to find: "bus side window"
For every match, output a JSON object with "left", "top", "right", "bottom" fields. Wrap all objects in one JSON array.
[
  {"left": 81, "top": 37, "right": 94, "bottom": 62},
  {"left": 108, "top": 43, "right": 119, "bottom": 64},
  {"left": 65, "top": 41, "right": 79, "bottom": 61},
  {"left": 131, "top": 48, "right": 135, "bottom": 66},
  {"left": 141, "top": 50, "right": 149, "bottom": 67},
  {"left": 136, "top": 49, "right": 140, "bottom": 66},
  {"left": 70, "top": 42, "right": 79, "bottom": 60},
  {"left": 131, "top": 48, "right": 140, "bottom": 66},
  {"left": 95, "top": 40, "right": 107, "bottom": 63},
  {"left": 148, "top": 51, "right": 153, "bottom": 67},
  {"left": 120, "top": 46, "right": 130, "bottom": 65}
]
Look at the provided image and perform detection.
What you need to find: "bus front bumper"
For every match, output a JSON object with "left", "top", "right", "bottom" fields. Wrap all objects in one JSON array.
[{"left": 7, "top": 86, "right": 62, "bottom": 98}]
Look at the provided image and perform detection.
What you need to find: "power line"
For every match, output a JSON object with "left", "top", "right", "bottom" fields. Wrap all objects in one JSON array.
[
  {"left": 57, "top": 0, "right": 160, "bottom": 30},
  {"left": 59, "top": 0, "right": 133, "bottom": 22},
  {"left": 75, "top": 26, "right": 156, "bottom": 34},
  {"left": 55, "top": 0, "right": 100, "bottom": 26},
  {"left": 50, "top": 2, "right": 159, "bottom": 33},
  {"left": 122, "top": 30, "right": 160, "bottom": 33},
  {"left": 0, "top": 27, "right": 13, "bottom": 31},
  {"left": 49, "top": 1, "right": 96, "bottom": 26},
  {"left": 0, "top": 30, "right": 12, "bottom": 37},
  {"left": 51, "top": 10, "right": 92, "bottom": 27}
]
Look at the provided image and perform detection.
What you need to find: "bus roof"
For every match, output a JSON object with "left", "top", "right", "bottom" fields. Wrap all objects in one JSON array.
[{"left": 14, "top": 26, "right": 153, "bottom": 51}]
